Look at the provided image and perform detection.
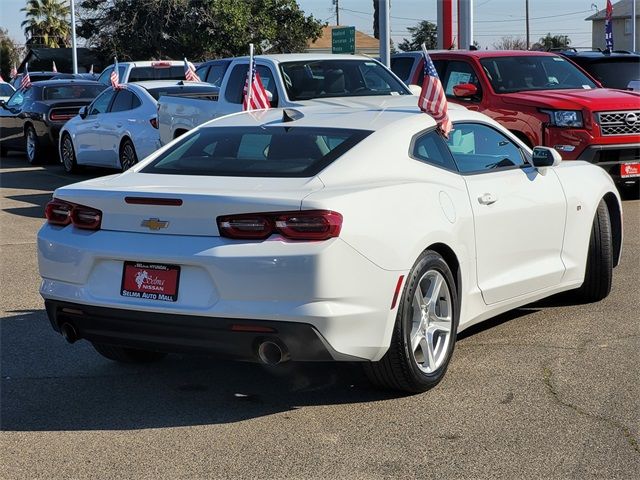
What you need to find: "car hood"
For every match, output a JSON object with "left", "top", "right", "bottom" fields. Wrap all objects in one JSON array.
[{"left": 501, "top": 88, "right": 640, "bottom": 111}]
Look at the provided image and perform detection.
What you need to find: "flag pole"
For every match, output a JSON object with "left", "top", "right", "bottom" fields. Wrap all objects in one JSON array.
[
  {"left": 70, "top": 0, "right": 78, "bottom": 74},
  {"left": 247, "top": 43, "right": 254, "bottom": 110}
]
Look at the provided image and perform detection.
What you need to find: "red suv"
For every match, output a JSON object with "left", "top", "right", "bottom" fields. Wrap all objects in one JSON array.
[{"left": 392, "top": 50, "right": 640, "bottom": 189}]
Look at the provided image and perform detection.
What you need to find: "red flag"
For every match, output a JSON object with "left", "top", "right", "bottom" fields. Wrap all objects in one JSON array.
[
  {"left": 110, "top": 58, "right": 120, "bottom": 89},
  {"left": 20, "top": 64, "right": 32, "bottom": 90},
  {"left": 243, "top": 64, "right": 270, "bottom": 111},
  {"left": 418, "top": 44, "right": 452, "bottom": 138},
  {"left": 184, "top": 58, "right": 200, "bottom": 82}
]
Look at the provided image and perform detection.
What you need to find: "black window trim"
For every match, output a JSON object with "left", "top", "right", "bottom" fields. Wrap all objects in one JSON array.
[{"left": 408, "top": 127, "right": 460, "bottom": 173}]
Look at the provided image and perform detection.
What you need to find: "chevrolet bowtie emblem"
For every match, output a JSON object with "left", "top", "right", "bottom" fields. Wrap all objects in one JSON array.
[{"left": 141, "top": 218, "right": 169, "bottom": 230}]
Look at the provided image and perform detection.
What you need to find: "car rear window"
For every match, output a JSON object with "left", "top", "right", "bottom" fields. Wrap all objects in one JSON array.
[
  {"left": 390, "top": 57, "right": 416, "bottom": 83},
  {"left": 128, "top": 66, "right": 185, "bottom": 82},
  {"left": 280, "top": 59, "right": 410, "bottom": 101},
  {"left": 43, "top": 84, "right": 105, "bottom": 100},
  {"left": 146, "top": 85, "right": 219, "bottom": 101},
  {"left": 142, "top": 126, "right": 372, "bottom": 177},
  {"left": 0, "top": 83, "right": 14, "bottom": 96}
]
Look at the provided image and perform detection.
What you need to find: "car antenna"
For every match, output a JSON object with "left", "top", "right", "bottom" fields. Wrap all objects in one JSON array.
[{"left": 282, "top": 108, "right": 304, "bottom": 123}]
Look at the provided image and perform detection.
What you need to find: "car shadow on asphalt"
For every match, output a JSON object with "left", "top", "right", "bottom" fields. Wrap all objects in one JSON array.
[{"left": 0, "top": 309, "right": 400, "bottom": 432}]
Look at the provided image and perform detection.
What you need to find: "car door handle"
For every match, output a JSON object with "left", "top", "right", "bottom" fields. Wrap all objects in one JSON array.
[
  {"left": 478, "top": 193, "right": 498, "bottom": 205},
  {"left": 116, "top": 123, "right": 123, "bottom": 128},
  {"left": 93, "top": 123, "right": 100, "bottom": 128}
]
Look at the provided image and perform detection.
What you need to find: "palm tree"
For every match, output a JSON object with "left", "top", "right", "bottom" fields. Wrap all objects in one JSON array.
[{"left": 21, "top": 0, "right": 71, "bottom": 48}]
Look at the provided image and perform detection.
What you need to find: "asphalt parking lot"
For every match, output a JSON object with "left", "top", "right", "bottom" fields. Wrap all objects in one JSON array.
[{"left": 1, "top": 153, "right": 639, "bottom": 479}]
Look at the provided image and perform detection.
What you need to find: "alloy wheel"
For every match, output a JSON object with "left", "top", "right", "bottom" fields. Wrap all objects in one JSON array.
[
  {"left": 120, "top": 142, "right": 137, "bottom": 171},
  {"left": 62, "top": 136, "right": 75, "bottom": 171},
  {"left": 26, "top": 129, "right": 36, "bottom": 162}
]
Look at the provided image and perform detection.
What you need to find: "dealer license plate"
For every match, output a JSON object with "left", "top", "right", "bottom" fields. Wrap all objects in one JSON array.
[
  {"left": 621, "top": 163, "right": 640, "bottom": 178},
  {"left": 121, "top": 261, "right": 180, "bottom": 302}
]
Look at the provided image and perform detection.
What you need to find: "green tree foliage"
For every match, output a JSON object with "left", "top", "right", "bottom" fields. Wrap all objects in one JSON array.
[
  {"left": 537, "top": 33, "right": 571, "bottom": 50},
  {"left": 21, "top": 0, "right": 71, "bottom": 48},
  {"left": 493, "top": 36, "right": 527, "bottom": 50},
  {"left": 0, "top": 29, "right": 21, "bottom": 80},
  {"left": 77, "top": 0, "right": 324, "bottom": 61},
  {"left": 397, "top": 20, "right": 437, "bottom": 52}
]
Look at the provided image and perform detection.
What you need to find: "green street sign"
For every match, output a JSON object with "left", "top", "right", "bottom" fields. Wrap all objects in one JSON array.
[{"left": 332, "top": 26, "right": 356, "bottom": 54}]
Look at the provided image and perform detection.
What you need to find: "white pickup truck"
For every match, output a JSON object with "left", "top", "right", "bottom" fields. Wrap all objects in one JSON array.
[{"left": 158, "top": 54, "right": 420, "bottom": 144}]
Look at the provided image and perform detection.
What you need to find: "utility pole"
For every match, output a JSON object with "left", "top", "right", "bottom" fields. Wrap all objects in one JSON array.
[
  {"left": 633, "top": 0, "right": 637, "bottom": 52},
  {"left": 334, "top": 0, "right": 339, "bottom": 26},
  {"left": 458, "top": 0, "right": 473, "bottom": 50},
  {"left": 380, "top": 0, "right": 390, "bottom": 66},
  {"left": 525, "top": 0, "right": 530, "bottom": 50},
  {"left": 70, "top": 0, "right": 78, "bottom": 73}
]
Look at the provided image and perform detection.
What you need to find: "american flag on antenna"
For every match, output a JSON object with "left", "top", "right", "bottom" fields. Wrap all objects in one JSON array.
[
  {"left": 52, "top": 61, "right": 58, "bottom": 73},
  {"left": 243, "top": 63, "right": 270, "bottom": 111},
  {"left": 184, "top": 58, "right": 200, "bottom": 82},
  {"left": 10, "top": 64, "right": 17, "bottom": 79},
  {"left": 418, "top": 44, "right": 452, "bottom": 138},
  {"left": 110, "top": 57, "right": 120, "bottom": 89},
  {"left": 20, "top": 63, "right": 32, "bottom": 90},
  {"left": 605, "top": 0, "right": 614, "bottom": 52}
]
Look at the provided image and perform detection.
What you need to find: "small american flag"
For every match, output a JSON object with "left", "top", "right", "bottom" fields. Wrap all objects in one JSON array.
[
  {"left": 20, "top": 63, "right": 31, "bottom": 90},
  {"left": 184, "top": 58, "right": 200, "bottom": 82},
  {"left": 418, "top": 44, "right": 452, "bottom": 138},
  {"left": 52, "top": 61, "right": 58, "bottom": 73},
  {"left": 605, "top": 0, "right": 614, "bottom": 52},
  {"left": 243, "top": 63, "right": 270, "bottom": 111},
  {"left": 110, "top": 57, "right": 120, "bottom": 89},
  {"left": 10, "top": 64, "right": 17, "bottom": 79}
]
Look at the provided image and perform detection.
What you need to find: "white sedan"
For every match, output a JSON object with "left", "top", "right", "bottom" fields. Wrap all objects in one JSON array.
[
  {"left": 59, "top": 80, "right": 218, "bottom": 173},
  {"left": 38, "top": 105, "right": 622, "bottom": 393}
]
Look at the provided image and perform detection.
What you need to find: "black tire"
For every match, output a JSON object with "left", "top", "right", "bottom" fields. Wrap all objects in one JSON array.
[
  {"left": 576, "top": 199, "right": 613, "bottom": 302},
  {"left": 25, "top": 125, "right": 42, "bottom": 164},
  {"left": 61, "top": 133, "right": 79, "bottom": 173},
  {"left": 92, "top": 343, "right": 167, "bottom": 364},
  {"left": 364, "top": 250, "right": 459, "bottom": 393},
  {"left": 119, "top": 138, "right": 138, "bottom": 171}
]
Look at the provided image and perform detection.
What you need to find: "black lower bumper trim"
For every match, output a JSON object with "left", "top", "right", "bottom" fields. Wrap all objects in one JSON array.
[{"left": 45, "top": 300, "right": 359, "bottom": 362}]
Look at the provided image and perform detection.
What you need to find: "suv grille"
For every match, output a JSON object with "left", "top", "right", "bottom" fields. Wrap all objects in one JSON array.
[{"left": 597, "top": 110, "right": 640, "bottom": 136}]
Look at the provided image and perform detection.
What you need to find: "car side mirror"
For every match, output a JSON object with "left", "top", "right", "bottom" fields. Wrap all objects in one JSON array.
[
  {"left": 0, "top": 99, "right": 6, "bottom": 109},
  {"left": 78, "top": 106, "right": 88, "bottom": 119},
  {"left": 408, "top": 84, "right": 422, "bottom": 96},
  {"left": 452, "top": 83, "right": 478, "bottom": 98},
  {"left": 532, "top": 146, "right": 562, "bottom": 168}
]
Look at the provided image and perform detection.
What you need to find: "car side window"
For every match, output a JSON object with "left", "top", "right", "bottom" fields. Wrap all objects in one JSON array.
[
  {"left": 7, "top": 90, "right": 25, "bottom": 108},
  {"left": 97, "top": 67, "right": 113, "bottom": 85},
  {"left": 445, "top": 123, "right": 526, "bottom": 173},
  {"left": 206, "top": 64, "right": 228, "bottom": 87},
  {"left": 411, "top": 130, "right": 458, "bottom": 171},
  {"left": 390, "top": 57, "right": 415, "bottom": 84},
  {"left": 109, "top": 90, "right": 138, "bottom": 113},
  {"left": 224, "top": 64, "right": 278, "bottom": 105},
  {"left": 88, "top": 89, "right": 116, "bottom": 115},
  {"left": 442, "top": 61, "right": 482, "bottom": 99},
  {"left": 417, "top": 59, "right": 446, "bottom": 86}
]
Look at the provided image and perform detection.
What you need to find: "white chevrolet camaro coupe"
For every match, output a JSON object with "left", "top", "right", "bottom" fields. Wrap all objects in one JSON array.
[{"left": 38, "top": 105, "right": 622, "bottom": 393}]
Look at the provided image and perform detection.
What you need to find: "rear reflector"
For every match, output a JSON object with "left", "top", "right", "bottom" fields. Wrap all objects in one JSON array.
[
  {"left": 230, "top": 324, "right": 276, "bottom": 333},
  {"left": 149, "top": 117, "right": 159, "bottom": 129},
  {"left": 125, "top": 197, "right": 183, "bottom": 206},
  {"left": 390, "top": 275, "right": 405, "bottom": 310},
  {"left": 218, "top": 210, "right": 342, "bottom": 241}
]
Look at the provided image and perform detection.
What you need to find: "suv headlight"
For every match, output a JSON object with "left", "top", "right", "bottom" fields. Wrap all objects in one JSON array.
[{"left": 542, "top": 110, "right": 584, "bottom": 128}]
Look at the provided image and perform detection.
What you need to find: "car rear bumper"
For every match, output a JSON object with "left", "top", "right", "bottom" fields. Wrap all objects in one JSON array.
[
  {"left": 45, "top": 300, "right": 357, "bottom": 362},
  {"left": 38, "top": 225, "right": 404, "bottom": 361}
]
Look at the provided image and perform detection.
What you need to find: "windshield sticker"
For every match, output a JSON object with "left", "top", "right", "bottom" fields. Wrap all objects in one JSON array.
[
  {"left": 582, "top": 85, "right": 592, "bottom": 89},
  {"left": 390, "top": 91, "right": 400, "bottom": 95},
  {"left": 552, "top": 57, "right": 565, "bottom": 61},
  {"left": 365, "top": 62, "right": 377, "bottom": 66}
]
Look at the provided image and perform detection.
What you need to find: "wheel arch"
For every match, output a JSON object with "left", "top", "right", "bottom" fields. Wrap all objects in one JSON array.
[
  {"left": 424, "top": 242, "right": 461, "bottom": 295},
  {"left": 602, "top": 192, "right": 622, "bottom": 267}
]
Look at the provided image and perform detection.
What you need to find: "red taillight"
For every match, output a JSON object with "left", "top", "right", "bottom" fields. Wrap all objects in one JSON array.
[
  {"left": 50, "top": 112, "right": 76, "bottom": 122},
  {"left": 149, "top": 117, "right": 159, "bottom": 129},
  {"left": 217, "top": 210, "right": 342, "bottom": 241},
  {"left": 45, "top": 198, "right": 102, "bottom": 230}
]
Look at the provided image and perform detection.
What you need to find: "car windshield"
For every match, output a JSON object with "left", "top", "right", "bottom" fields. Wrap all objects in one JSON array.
[
  {"left": 43, "top": 84, "right": 105, "bottom": 100},
  {"left": 142, "top": 126, "right": 372, "bottom": 177},
  {"left": 581, "top": 59, "right": 640, "bottom": 89},
  {"left": 0, "top": 83, "right": 14, "bottom": 96},
  {"left": 480, "top": 55, "right": 597, "bottom": 93},
  {"left": 146, "top": 85, "right": 219, "bottom": 101},
  {"left": 128, "top": 66, "right": 184, "bottom": 82},
  {"left": 279, "top": 59, "right": 409, "bottom": 101}
]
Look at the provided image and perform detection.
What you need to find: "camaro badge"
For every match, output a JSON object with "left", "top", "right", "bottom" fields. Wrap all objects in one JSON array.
[{"left": 141, "top": 218, "right": 169, "bottom": 230}]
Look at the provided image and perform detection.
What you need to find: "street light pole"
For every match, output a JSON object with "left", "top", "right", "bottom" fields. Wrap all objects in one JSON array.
[
  {"left": 70, "top": 0, "right": 78, "bottom": 73},
  {"left": 380, "top": 0, "right": 390, "bottom": 66},
  {"left": 525, "top": 0, "right": 530, "bottom": 50}
]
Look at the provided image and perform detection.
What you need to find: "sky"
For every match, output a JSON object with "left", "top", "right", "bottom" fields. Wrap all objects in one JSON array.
[{"left": 0, "top": 0, "right": 600, "bottom": 50}]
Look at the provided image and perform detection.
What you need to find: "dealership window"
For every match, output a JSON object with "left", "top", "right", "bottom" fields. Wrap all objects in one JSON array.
[{"left": 625, "top": 18, "right": 632, "bottom": 35}]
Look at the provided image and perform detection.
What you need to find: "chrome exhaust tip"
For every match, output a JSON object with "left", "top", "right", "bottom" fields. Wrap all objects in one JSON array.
[{"left": 257, "top": 340, "right": 290, "bottom": 366}]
